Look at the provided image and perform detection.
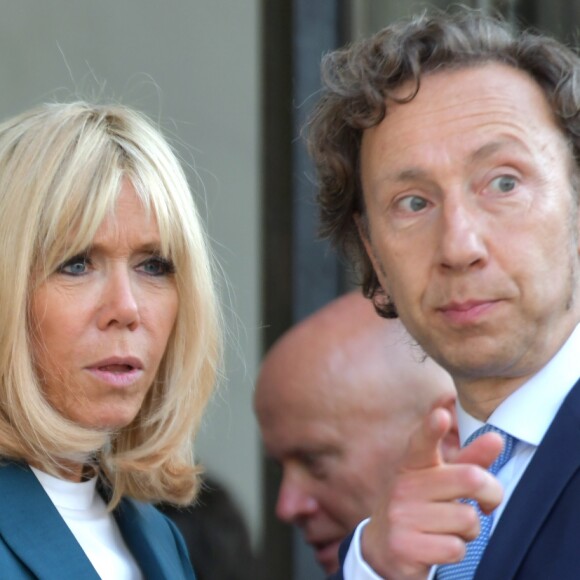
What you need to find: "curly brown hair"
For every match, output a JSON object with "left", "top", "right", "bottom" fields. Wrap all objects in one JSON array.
[{"left": 308, "top": 7, "right": 580, "bottom": 317}]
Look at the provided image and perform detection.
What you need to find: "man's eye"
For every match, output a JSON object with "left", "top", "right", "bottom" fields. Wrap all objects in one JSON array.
[
  {"left": 301, "top": 453, "right": 328, "bottom": 479},
  {"left": 138, "top": 256, "right": 175, "bottom": 276},
  {"left": 57, "top": 255, "right": 90, "bottom": 276},
  {"left": 490, "top": 175, "right": 517, "bottom": 193},
  {"left": 398, "top": 195, "right": 428, "bottom": 213}
]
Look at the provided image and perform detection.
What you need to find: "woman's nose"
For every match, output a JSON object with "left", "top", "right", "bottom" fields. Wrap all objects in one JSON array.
[{"left": 96, "top": 268, "right": 140, "bottom": 331}]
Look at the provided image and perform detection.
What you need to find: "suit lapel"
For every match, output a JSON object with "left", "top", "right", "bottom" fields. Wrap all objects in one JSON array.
[
  {"left": 475, "top": 378, "right": 580, "bottom": 579},
  {"left": 0, "top": 461, "right": 99, "bottom": 579}
]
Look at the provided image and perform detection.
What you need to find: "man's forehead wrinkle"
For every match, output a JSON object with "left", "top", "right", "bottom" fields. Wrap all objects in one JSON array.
[
  {"left": 389, "top": 111, "right": 533, "bottom": 144},
  {"left": 389, "top": 88, "right": 527, "bottom": 119},
  {"left": 366, "top": 138, "right": 525, "bottom": 190},
  {"left": 387, "top": 71, "right": 551, "bottom": 129},
  {"left": 363, "top": 106, "right": 552, "bottom": 192},
  {"left": 369, "top": 63, "right": 561, "bottom": 160}
]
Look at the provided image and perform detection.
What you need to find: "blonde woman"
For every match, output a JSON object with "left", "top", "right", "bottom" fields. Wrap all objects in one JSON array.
[{"left": 0, "top": 102, "right": 220, "bottom": 579}]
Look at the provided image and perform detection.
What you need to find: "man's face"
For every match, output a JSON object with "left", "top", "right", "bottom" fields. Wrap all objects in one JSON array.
[
  {"left": 256, "top": 375, "right": 405, "bottom": 574},
  {"left": 359, "top": 63, "right": 580, "bottom": 417}
]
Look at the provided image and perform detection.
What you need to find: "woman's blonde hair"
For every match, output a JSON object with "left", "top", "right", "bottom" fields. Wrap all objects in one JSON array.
[{"left": 0, "top": 101, "right": 221, "bottom": 507}]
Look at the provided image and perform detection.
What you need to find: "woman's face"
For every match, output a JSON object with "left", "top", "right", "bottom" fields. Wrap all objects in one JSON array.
[{"left": 29, "top": 180, "right": 179, "bottom": 430}]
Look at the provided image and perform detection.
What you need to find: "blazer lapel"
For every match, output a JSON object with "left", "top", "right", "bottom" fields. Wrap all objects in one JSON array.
[
  {"left": 114, "top": 497, "right": 194, "bottom": 580},
  {"left": 475, "top": 378, "right": 580, "bottom": 579},
  {"left": 0, "top": 461, "right": 99, "bottom": 579}
]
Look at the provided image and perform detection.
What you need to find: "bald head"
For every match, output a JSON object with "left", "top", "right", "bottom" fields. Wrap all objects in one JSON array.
[
  {"left": 254, "top": 292, "right": 455, "bottom": 573},
  {"left": 257, "top": 292, "right": 451, "bottom": 418}
]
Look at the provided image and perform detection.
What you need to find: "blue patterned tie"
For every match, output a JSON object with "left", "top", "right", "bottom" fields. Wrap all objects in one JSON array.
[{"left": 437, "top": 425, "right": 516, "bottom": 580}]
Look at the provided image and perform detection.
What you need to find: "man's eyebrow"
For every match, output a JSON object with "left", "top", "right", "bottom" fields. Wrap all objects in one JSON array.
[
  {"left": 391, "top": 167, "right": 429, "bottom": 183},
  {"left": 294, "top": 445, "right": 339, "bottom": 459},
  {"left": 468, "top": 139, "right": 523, "bottom": 165},
  {"left": 366, "top": 165, "right": 430, "bottom": 186}
]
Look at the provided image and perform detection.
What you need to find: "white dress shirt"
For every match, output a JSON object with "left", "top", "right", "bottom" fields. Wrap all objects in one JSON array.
[{"left": 343, "top": 323, "right": 580, "bottom": 579}]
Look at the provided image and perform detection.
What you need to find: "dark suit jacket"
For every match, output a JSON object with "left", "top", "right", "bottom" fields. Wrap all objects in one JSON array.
[
  {"left": 333, "top": 377, "right": 580, "bottom": 580},
  {"left": 0, "top": 461, "right": 196, "bottom": 579}
]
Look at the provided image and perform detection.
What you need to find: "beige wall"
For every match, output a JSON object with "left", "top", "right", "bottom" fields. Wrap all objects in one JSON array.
[{"left": 0, "top": 0, "right": 262, "bottom": 540}]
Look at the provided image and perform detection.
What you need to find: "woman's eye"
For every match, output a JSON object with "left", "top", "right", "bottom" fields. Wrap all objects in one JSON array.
[
  {"left": 57, "top": 255, "right": 90, "bottom": 276},
  {"left": 490, "top": 175, "right": 517, "bottom": 193},
  {"left": 138, "top": 256, "right": 175, "bottom": 276},
  {"left": 397, "top": 195, "right": 428, "bottom": 213}
]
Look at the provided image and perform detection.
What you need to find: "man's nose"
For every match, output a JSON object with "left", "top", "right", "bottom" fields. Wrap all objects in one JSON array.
[
  {"left": 276, "top": 470, "right": 318, "bottom": 523},
  {"left": 437, "top": 198, "right": 488, "bottom": 271},
  {"left": 96, "top": 268, "right": 140, "bottom": 331}
]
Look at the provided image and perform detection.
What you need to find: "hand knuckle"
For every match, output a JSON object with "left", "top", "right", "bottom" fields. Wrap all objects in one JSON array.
[
  {"left": 388, "top": 533, "right": 420, "bottom": 570},
  {"left": 462, "top": 504, "right": 480, "bottom": 531},
  {"left": 444, "top": 536, "right": 466, "bottom": 562},
  {"left": 462, "top": 464, "right": 486, "bottom": 490}
]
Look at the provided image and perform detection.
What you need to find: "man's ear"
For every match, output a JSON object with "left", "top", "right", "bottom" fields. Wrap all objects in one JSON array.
[
  {"left": 576, "top": 206, "right": 580, "bottom": 256},
  {"left": 354, "top": 211, "right": 370, "bottom": 250},
  {"left": 572, "top": 174, "right": 580, "bottom": 256},
  {"left": 354, "top": 212, "right": 381, "bottom": 275}
]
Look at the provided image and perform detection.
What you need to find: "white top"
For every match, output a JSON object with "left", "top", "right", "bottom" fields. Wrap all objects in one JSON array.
[
  {"left": 31, "top": 467, "right": 143, "bottom": 580},
  {"left": 343, "top": 323, "right": 580, "bottom": 579}
]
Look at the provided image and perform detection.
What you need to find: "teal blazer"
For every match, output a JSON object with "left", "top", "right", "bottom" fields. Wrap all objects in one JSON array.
[{"left": 0, "top": 461, "right": 196, "bottom": 579}]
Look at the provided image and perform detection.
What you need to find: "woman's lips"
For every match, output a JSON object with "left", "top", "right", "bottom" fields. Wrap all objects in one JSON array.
[{"left": 85, "top": 357, "right": 144, "bottom": 387}]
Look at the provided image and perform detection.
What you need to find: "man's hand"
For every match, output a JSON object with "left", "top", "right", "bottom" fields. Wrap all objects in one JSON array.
[{"left": 360, "top": 399, "right": 504, "bottom": 580}]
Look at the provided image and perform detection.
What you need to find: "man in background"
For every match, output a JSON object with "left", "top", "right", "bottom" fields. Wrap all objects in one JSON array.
[{"left": 254, "top": 292, "right": 455, "bottom": 574}]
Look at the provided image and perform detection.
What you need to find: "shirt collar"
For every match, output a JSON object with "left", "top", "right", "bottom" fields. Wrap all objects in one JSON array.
[
  {"left": 457, "top": 323, "right": 580, "bottom": 447},
  {"left": 30, "top": 466, "right": 98, "bottom": 511}
]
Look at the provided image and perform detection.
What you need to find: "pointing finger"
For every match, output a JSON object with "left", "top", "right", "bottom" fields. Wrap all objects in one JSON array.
[
  {"left": 454, "top": 432, "right": 504, "bottom": 470},
  {"left": 404, "top": 405, "right": 454, "bottom": 471}
]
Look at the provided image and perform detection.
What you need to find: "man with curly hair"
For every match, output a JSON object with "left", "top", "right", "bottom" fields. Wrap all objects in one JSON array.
[{"left": 309, "top": 8, "right": 580, "bottom": 580}]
